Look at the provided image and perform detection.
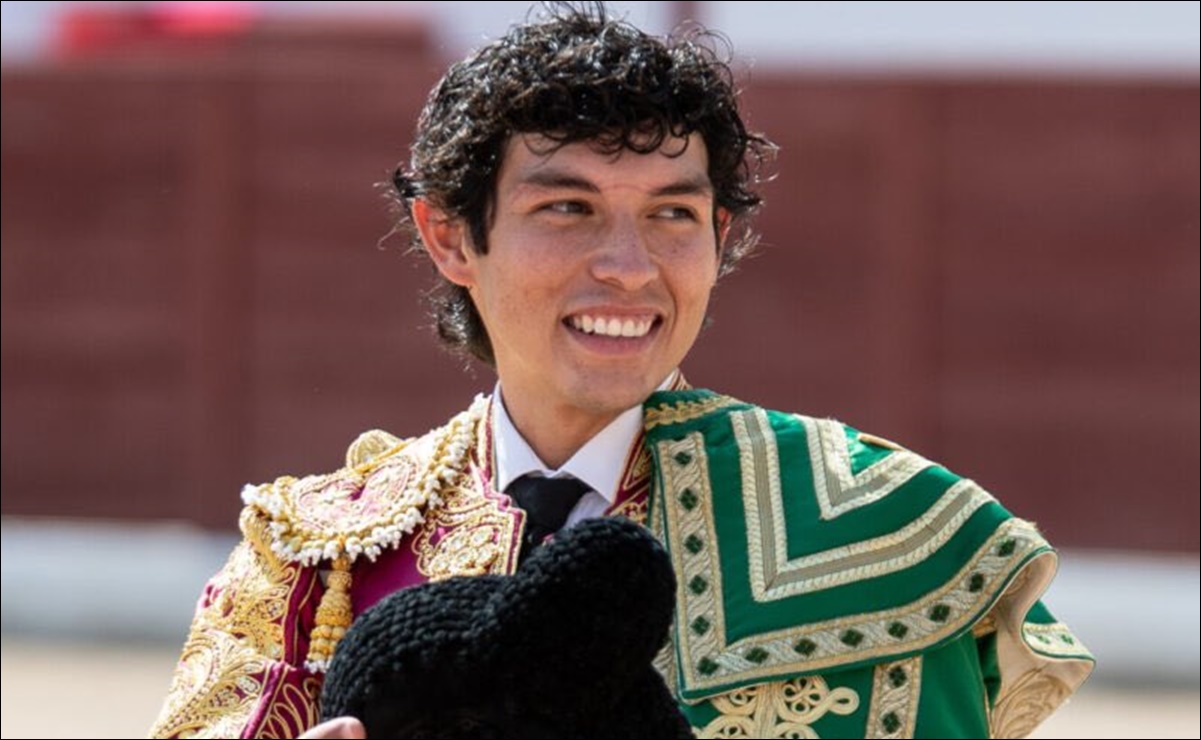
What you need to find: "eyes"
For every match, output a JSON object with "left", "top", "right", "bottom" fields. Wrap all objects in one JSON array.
[
  {"left": 542, "top": 200, "right": 590, "bottom": 216},
  {"left": 537, "top": 200, "right": 701, "bottom": 222}
]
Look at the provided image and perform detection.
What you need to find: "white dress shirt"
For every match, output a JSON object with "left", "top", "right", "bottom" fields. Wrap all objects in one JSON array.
[{"left": 492, "top": 373, "right": 676, "bottom": 527}]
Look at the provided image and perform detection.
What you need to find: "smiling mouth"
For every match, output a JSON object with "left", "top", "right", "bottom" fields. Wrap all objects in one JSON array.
[{"left": 565, "top": 314, "right": 660, "bottom": 338}]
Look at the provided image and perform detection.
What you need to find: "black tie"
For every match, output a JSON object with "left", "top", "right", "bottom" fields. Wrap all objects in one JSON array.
[{"left": 509, "top": 475, "right": 590, "bottom": 559}]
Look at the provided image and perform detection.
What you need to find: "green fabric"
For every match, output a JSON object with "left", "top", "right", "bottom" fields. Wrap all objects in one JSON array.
[
  {"left": 644, "top": 390, "right": 1052, "bottom": 696},
  {"left": 675, "top": 633, "right": 996, "bottom": 738},
  {"left": 914, "top": 632, "right": 991, "bottom": 738},
  {"left": 642, "top": 389, "right": 1093, "bottom": 736},
  {"left": 977, "top": 629, "right": 1002, "bottom": 709}
]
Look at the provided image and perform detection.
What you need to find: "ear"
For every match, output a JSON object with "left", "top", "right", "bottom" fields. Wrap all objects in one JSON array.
[
  {"left": 714, "top": 207, "right": 733, "bottom": 278},
  {"left": 412, "top": 198, "right": 476, "bottom": 288},
  {"left": 715, "top": 207, "right": 733, "bottom": 250}
]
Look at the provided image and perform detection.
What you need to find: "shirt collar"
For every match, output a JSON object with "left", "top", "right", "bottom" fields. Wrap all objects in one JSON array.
[{"left": 491, "top": 371, "right": 677, "bottom": 503}]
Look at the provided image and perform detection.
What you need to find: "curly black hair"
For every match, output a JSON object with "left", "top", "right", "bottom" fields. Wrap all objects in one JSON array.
[{"left": 392, "top": 2, "right": 775, "bottom": 365}]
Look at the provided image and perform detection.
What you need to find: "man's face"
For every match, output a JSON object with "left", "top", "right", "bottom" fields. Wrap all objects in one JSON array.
[{"left": 458, "top": 133, "right": 723, "bottom": 429}]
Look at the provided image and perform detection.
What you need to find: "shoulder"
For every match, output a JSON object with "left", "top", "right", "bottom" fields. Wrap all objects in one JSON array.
[
  {"left": 642, "top": 390, "right": 1061, "bottom": 691},
  {"left": 240, "top": 397, "right": 488, "bottom": 567},
  {"left": 644, "top": 388, "right": 999, "bottom": 521}
]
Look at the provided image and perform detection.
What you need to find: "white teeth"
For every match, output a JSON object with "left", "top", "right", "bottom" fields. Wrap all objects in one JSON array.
[{"left": 569, "top": 315, "right": 654, "bottom": 338}]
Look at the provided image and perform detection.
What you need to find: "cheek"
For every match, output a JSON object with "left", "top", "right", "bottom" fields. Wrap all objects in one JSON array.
[{"left": 664, "top": 246, "right": 720, "bottom": 303}]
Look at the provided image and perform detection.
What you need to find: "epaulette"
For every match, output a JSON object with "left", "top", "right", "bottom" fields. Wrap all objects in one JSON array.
[{"left": 238, "top": 395, "right": 488, "bottom": 670}]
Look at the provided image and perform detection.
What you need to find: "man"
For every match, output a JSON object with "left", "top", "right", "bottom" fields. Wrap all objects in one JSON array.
[{"left": 151, "top": 5, "right": 1093, "bottom": 738}]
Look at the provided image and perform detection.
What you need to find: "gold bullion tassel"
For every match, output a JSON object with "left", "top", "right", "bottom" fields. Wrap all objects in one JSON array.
[{"left": 305, "top": 556, "right": 353, "bottom": 672}]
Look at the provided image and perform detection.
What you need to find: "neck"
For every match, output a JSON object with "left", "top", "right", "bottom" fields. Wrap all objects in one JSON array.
[{"left": 499, "top": 392, "right": 629, "bottom": 470}]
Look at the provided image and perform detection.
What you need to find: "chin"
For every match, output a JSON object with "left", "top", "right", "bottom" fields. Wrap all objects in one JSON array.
[{"left": 570, "top": 374, "right": 658, "bottom": 414}]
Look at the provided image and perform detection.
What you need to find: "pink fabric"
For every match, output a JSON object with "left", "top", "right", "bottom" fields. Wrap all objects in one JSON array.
[{"left": 350, "top": 544, "right": 430, "bottom": 615}]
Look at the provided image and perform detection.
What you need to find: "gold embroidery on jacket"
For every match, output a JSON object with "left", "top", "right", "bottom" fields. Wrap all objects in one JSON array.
[
  {"left": 608, "top": 434, "right": 653, "bottom": 524},
  {"left": 416, "top": 411, "right": 519, "bottom": 580},
  {"left": 696, "top": 677, "right": 859, "bottom": 738},
  {"left": 150, "top": 510, "right": 318, "bottom": 738},
  {"left": 416, "top": 499, "right": 513, "bottom": 581},
  {"left": 258, "top": 675, "right": 323, "bottom": 739}
]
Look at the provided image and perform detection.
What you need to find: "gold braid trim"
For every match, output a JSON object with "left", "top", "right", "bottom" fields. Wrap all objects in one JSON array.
[
  {"left": 645, "top": 394, "right": 743, "bottom": 430},
  {"left": 865, "top": 657, "right": 922, "bottom": 738},
  {"left": 695, "top": 676, "right": 859, "bottom": 738}
]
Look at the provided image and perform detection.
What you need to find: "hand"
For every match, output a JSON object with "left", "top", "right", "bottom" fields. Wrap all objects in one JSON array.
[{"left": 298, "top": 716, "right": 366, "bottom": 738}]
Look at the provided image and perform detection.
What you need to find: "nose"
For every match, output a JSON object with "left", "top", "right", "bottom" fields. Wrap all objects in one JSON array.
[{"left": 590, "top": 219, "right": 658, "bottom": 291}]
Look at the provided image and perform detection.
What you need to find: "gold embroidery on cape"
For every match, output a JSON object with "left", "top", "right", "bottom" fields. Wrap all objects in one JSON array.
[
  {"left": 1022, "top": 622, "right": 1089, "bottom": 658},
  {"left": 658, "top": 432, "right": 728, "bottom": 687},
  {"left": 801, "top": 416, "right": 934, "bottom": 520},
  {"left": 645, "top": 394, "right": 742, "bottom": 429},
  {"left": 990, "top": 671, "right": 1072, "bottom": 739},
  {"left": 696, "top": 677, "right": 859, "bottom": 739},
  {"left": 866, "top": 657, "right": 922, "bottom": 739},
  {"left": 735, "top": 408, "right": 994, "bottom": 600},
  {"left": 657, "top": 429, "right": 1050, "bottom": 693},
  {"left": 150, "top": 510, "right": 316, "bottom": 738},
  {"left": 649, "top": 464, "right": 679, "bottom": 691}
]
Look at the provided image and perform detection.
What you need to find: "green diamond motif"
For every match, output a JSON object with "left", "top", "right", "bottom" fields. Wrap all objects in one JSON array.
[
  {"left": 678, "top": 488, "right": 699, "bottom": 510},
  {"left": 840, "top": 629, "right": 864, "bottom": 647},
  {"left": 888, "top": 622, "right": 909, "bottom": 639},
  {"left": 793, "top": 638, "right": 817, "bottom": 656},
  {"left": 684, "top": 534, "right": 705, "bottom": 554},
  {"left": 969, "top": 573, "right": 986, "bottom": 592},
  {"left": 691, "top": 616, "right": 711, "bottom": 635},
  {"left": 929, "top": 604, "right": 951, "bottom": 622},
  {"left": 998, "top": 538, "right": 1017, "bottom": 556},
  {"left": 888, "top": 666, "right": 908, "bottom": 687},
  {"left": 674, "top": 451, "right": 693, "bottom": 466},
  {"left": 745, "top": 647, "right": 769, "bottom": 664},
  {"left": 688, "top": 575, "right": 708, "bottom": 595},
  {"left": 697, "top": 657, "right": 719, "bottom": 676},
  {"left": 882, "top": 712, "right": 901, "bottom": 734}
]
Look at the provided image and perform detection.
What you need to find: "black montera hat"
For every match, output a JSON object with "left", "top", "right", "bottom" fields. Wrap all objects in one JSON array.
[{"left": 320, "top": 516, "right": 694, "bottom": 738}]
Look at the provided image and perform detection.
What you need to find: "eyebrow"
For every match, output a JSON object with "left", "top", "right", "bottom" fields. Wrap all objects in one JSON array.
[{"left": 514, "top": 170, "right": 713, "bottom": 198}]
